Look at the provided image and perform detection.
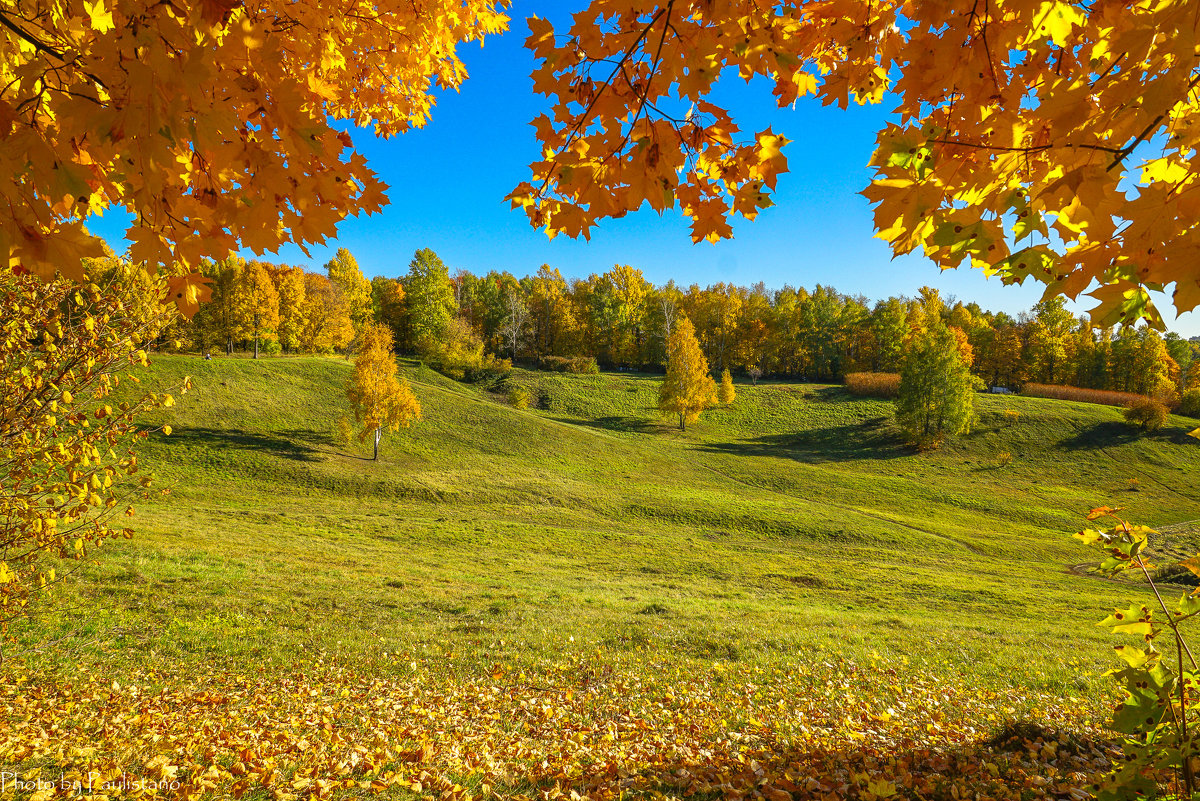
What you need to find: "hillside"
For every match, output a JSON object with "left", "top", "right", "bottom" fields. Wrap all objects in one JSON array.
[{"left": 19, "top": 354, "right": 1200, "bottom": 698}]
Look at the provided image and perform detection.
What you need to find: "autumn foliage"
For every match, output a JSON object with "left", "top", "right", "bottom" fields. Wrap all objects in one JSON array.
[
  {"left": 717, "top": 368, "right": 735, "bottom": 406},
  {"left": 844, "top": 373, "right": 901, "bottom": 399},
  {"left": 658, "top": 318, "right": 716, "bottom": 431},
  {"left": 1123, "top": 397, "right": 1170, "bottom": 433},
  {"left": 0, "top": 653, "right": 1110, "bottom": 801},
  {"left": 1021, "top": 384, "right": 1149, "bottom": 409},
  {"left": 0, "top": 0, "right": 507, "bottom": 309},
  {"left": 0, "top": 266, "right": 177, "bottom": 631},
  {"left": 345, "top": 324, "right": 421, "bottom": 460},
  {"left": 515, "top": 3, "right": 1200, "bottom": 327}
]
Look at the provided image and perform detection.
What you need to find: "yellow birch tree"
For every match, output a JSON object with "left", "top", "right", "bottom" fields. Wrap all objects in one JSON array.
[
  {"left": 345, "top": 323, "right": 421, "bottom": 460},
  {"left": 659, "top": 317, "right": 717, "bottom": 431}
]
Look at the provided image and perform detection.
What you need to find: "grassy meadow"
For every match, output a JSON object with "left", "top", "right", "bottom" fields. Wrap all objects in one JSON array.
[
  {"left": 16, "top": 355, "right": 1200, "bottom": 685},
  {"left": 6, "top": 354, "right": 1200, "bottom": 799}
]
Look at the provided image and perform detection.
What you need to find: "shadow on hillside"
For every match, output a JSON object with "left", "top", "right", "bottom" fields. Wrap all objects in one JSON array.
[
  {"left": 697, "top": 418, "right": 909, "bottom": 463},
  {"left": 552, "top": 415, "right": 663, "bottom": 435},
  {"left": 160, "top": 427, "right": 323, "bottom": 462},
  {"left": 811, "top": 385, "right": 855, "bottom": 402},
  {"left": 278, "top": 427, "right": 334, "bottom": 446},
  {"left": 1061, "top": 421, "right": 1195, "bottom": 450}
]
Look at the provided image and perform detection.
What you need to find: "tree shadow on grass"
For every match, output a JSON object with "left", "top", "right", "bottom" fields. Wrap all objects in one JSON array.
[
  {"left": 550, "top": 415, "right": 664, "bottom": 435},
  {"left": 159, "top": 427, "right": 324, "bottom": 462},
  {"left": 1060, "top": 421, "right": 1196, "bottom": 450},
  {"left": 696, "top": 417, "right": 911, "bottom": 463}
]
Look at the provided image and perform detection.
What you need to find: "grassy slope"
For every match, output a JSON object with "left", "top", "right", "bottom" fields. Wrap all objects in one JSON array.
[{"left": 19, "top": 355, "right": 1200, "bottom": 704}]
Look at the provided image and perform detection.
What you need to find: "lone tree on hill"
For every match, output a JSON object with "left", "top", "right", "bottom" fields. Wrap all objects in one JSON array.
[
  {"left": 896, "top": 318, "right": 981, "bottom": 448},
  {"left": 659, "top": 317, "right": 717, "bottom": 431},
  {"left": 346, "top": 324, "right": 422, "bottom": 460},
  {"left": 718, "top": 368, "right": 736, "bottom": 405}
]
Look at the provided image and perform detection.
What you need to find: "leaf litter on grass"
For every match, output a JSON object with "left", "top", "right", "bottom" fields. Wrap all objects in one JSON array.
[{"left": 0, "top": 651, "right": 1112, "bottom": 801}]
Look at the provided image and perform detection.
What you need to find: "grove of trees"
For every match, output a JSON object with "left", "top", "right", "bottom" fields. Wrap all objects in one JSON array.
[{"left": 163, "top": 253, "right": 1199, "bottom": 404}]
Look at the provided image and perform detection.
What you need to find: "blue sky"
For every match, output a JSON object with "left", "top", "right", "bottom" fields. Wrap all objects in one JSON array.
[{"left": 87, "top": 4, "right": 1200, "bottom": 336}]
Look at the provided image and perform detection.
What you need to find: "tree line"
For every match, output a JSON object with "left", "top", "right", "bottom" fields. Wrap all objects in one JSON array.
[{"left": 161, "top": 247, "right": 1198, "bottom": 399}]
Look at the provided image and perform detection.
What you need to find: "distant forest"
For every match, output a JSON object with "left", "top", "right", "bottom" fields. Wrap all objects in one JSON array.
[{"left": 142, "top": 247, "right": 1195, "bottom": 398}]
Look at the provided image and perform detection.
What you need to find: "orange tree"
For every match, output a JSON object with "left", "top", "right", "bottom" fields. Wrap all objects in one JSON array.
[{"left": 0, "top": 264, "right": 178, "bottom": 636}]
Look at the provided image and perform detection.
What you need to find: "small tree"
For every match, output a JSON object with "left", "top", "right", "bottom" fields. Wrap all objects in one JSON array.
[
  {"left": 895, "top": 319, "right": 981, "bottom": 448},
  {"left": 717, "top": 368, "right": 736, "bottom": 405},
  {"left": 1, "top": 266, "right": 179, "bottom": 633},
  {"left": 499, "top": 285, "right": 529, "bottom": 361},
  {"left": 1124, "top": 397, "right": 1169, "bottom": 432},
  {"left": 346, "top": 324, "right": 422, "bottom": 460},
  {"left": 658, "top": 317, "right": 717, "bottom": 431},
  {"left": 748, "top": 366, "right": 762, "bottom": 386}
]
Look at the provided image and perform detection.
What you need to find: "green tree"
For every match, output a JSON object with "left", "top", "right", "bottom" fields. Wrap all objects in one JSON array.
[
  {"left": 401, "top": 249, "right": 457, "bottom": 352},
  {"left": 896, "top": 318, "right": 981, "bottom": 448},
  {"left": 345, "top": 324, "right": 422, "bottom": 461},
  {"left": 659, "top": 317, "right": 717, "bottom": 431}
]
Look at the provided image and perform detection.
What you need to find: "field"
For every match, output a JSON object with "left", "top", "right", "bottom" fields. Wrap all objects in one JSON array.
[{"left": 7, "top": 355, "right": 1200, "bottom": 799}]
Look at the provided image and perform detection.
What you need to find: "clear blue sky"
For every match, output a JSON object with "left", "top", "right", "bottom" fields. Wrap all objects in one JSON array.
[{"left": 86, "top": 3, "right": 1200, "bottom": 336}]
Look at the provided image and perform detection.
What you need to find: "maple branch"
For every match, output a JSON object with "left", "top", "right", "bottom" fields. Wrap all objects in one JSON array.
[
  {"left": 1089, "top": 52, "right": 1126, "bottom": 89},
  {"left": 532, "top": 6, "right": 670, "bottom": 199},
  {"left": 1107, "top": 69, "right": 1200, "bottom": 173},
  {"left": 616, "top": 0, "right": 674, "bottom": 155},
  {"left": 930, "top": 137, "right": 1122, "bottom": 155},
  {"left": 0, "top": 9, "right": 109, "bottom": 91},
  {"left": 0, "top": 10, "right": 65, "bottom": 60}
]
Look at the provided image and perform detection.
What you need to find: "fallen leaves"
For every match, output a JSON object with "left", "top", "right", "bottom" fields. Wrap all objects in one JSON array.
[{"left": 0, "top": 652, "right": 1112, "bottom": 800}]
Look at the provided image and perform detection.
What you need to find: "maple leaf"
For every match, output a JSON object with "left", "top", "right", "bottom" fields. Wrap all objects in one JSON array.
[{"left": 165, "top": 272, "right": 214, "bottom": 318}]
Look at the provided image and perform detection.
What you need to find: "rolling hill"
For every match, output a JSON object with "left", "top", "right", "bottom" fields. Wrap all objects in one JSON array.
[{"left": 19, "top": 354, "right": 1200, "bottom": 700}]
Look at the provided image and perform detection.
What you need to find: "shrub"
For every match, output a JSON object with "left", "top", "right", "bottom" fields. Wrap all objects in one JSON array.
[
  {"left": 844, "top": 372, "right": 901, "bottom": 398},
  {"left": 1022, "top": 383, "right": 1146, "bottom": 408},
  {"left": 997, "top": 450, "right": 1012, "bottom": 466},
  {"left": 1123, "top": 396, "right": 1169, "bottom": 432},
  {"left": 1179, "top": 388, "right": 1200, "bottom": 419},
  {"left": 1075, "top": 510, "right": 1200, "bottom": 799},
  {"left": 419, "top": 319, "right": 510, "bottom": 382},
  {"left": 333, "top": 414, "right": 354, "bottom": 446},
  {"left": 1003, "top": 409, "right": 1020, "bottom": 425},
  {"left": 717, "top": 368, "right": 736, "bottom": 405},
  {"left": 507, "top": 385, "right": 530, "bottom": 409},
  {"left": 539, "top": 355, "right": 599, "bottom": 374}
]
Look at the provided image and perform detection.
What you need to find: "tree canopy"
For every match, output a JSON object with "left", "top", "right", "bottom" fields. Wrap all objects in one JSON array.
[
  {"left": 5, "top": 2, "right": 1199, "bottom": 329},
  {"left": 510, "top": 2, "right": 1200, "bottom": 326},
  {"left": 0, "top": 0, "right": 506, "bottom": 308}
]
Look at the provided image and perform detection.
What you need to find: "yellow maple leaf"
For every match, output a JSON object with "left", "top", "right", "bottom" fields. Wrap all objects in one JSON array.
[{"left": 83, "top": 0, "right": 114, "bottom": 32}]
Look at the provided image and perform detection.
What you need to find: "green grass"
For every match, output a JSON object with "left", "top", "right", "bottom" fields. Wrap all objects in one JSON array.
[{"left": 15, "top": 354, "right": 1200, "bottom": 709}]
